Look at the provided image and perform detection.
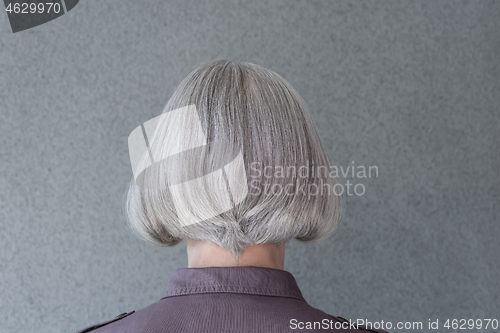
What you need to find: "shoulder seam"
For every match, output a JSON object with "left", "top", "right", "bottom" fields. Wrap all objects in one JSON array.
[{"left": 76, "top": 311, "right": 135, "bottom": 333}]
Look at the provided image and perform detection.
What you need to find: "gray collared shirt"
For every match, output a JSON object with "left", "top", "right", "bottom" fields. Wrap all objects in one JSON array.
[{"left": 76, "top": 266, "right": 389, "bottom": 333}]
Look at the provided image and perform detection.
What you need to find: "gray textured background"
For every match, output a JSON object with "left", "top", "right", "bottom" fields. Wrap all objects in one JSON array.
[{"left": 0, "top": 1, "right": 499, "bottom": 332}]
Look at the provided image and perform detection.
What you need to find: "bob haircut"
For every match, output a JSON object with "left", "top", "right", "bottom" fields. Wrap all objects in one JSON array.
[{"left": 124, "top": 60, "right": 341, "bottom": 257}]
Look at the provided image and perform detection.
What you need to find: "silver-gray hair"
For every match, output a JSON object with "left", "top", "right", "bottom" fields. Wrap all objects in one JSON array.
[{"left": 123, "top": 60, "right": 342, "bottom": 257}]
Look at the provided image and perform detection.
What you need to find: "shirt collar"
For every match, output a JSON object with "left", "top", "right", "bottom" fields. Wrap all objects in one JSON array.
[{"left": 161, "top": 266, "right": 306, "bottom": 302}]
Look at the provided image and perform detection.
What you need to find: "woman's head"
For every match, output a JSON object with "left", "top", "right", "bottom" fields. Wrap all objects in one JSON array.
[{"left": 124, "top": 60, "right": 341, "bottom": 257}]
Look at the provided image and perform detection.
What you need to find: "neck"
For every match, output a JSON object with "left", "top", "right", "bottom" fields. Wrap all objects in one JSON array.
[{"left": 186, "top": 239, "right": 285, "bottom": 270}]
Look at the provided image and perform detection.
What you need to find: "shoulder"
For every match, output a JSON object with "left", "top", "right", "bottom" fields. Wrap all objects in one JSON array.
[
  {"left": 286, "top": 302, "right": 390, "bottom": 333},
  {"left": 74, "top": 311, "right": 135, "bottom": 333}
]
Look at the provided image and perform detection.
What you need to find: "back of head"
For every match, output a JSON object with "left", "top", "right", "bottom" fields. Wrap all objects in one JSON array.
[{"left": 125, "top": 60, "right": 341, "bottom": 257}]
